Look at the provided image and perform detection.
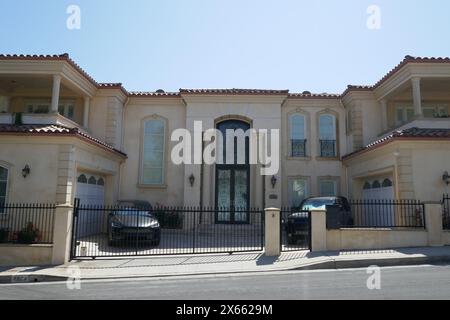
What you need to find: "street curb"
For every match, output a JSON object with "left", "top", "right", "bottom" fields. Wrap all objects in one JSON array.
[{"left": 1, "top": 255, "right": 450, "bottom": 284}]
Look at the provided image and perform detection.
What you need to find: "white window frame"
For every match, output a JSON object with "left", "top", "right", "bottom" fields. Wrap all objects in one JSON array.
[
  {"left": 58, "top": 103, "right": 76, "bottom": 120},
  {"left": 395, "top": 105, "right": 415, "bottom": 125},
  {"left": 25, "top": 100, "right": 76, "bottom": 120},
  {"left": 288, "top": 177, "right": 309, "bottom": 207},
  {"left": 289, "top": 113, "right": 307, "bottom": 157},
  {"left": 422, "top": 104, "right": 449, "bottom": 118},
  {"left": 140, "top": 118, "right": 166, "bottom": 186}
]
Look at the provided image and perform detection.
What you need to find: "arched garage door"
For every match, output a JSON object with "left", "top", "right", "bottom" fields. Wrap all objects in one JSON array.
[
  {"left": 361, "top": 178, "right": 394, "bottom": 227},
  {"left": 75, "top": 173, "right": 105, "bottom": 237}
]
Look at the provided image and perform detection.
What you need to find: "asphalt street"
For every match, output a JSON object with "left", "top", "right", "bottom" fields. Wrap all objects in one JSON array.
[{"left": 0, "top": 264, "right": 449, "bottom": 300}]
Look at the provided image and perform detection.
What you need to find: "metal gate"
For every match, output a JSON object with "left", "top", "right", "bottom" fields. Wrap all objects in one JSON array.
[
  {"left": 71, "top": 200, "right": 264, "bottom": 259},
  {"left": 280, "top": 208, "right": 311, "bottom": 252}
]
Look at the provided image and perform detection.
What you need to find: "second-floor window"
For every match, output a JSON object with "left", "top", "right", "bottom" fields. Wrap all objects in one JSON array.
[
  {"left": 58, "top": 104, "right": 75, "bottom": 120},
  {"left": 319, "top": 114, "right": 337, "bottom": 158},
  {"left": 141, "top": 119, "right": 165, "bottom": 185},
  {"left": 26, "top": 101, "right": 75, "bottom": 120},
  {"left": 396, "top": 104, "right": 449, "bottom": 125},
  {"left": 290, "top": 114, "right": 306, "bottom": 157}
]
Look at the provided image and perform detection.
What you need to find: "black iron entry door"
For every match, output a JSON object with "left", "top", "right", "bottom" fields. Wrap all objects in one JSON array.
[{"left": 215, "top": 166, "right": 250, "bottom": 224}]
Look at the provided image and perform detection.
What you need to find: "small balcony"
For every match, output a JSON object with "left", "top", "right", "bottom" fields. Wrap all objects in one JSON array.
[
  {"left": 319, "top": 140, "right": 337, "bottom": 158},
  {"left": 291, "top": 139, "right": 307, "bottom": 157},
  {"left": 0, "top": 74, "right": 91, "bottom": 132},
  {"left": 0, "top": 112, "right": 84, "bottom": 130}
]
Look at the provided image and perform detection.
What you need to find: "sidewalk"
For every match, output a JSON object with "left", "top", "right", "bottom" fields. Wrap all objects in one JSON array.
[{"left": 1, "top": 246, "right": 450, "bottom": 283}]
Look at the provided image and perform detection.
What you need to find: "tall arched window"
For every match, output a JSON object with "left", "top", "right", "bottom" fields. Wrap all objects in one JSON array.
[
  {"left": 141, "top": 119, "right": 165, "bottom": 185},
  {"left": 290, "top": 114, "right": 307, "bottom": 157},
  {"left": 0, "top": 166, "right": 8, "bottom": 208},
  {"left": 319, "top": 114, "right": 337, "bottom": 157}
]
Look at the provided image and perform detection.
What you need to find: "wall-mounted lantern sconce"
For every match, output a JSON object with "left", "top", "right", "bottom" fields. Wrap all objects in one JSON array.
[
  {"left": 189, "top": 174, "right": 195, "bottom": 187},
  {"left": 443, "top": 171, "right": 450, "bottom": 185},
  {"left": 271, "top": 175, "right": 277, "bottom": 189},
  {"left": 22, "top": 165, "right": 30, "bottom": 178}
]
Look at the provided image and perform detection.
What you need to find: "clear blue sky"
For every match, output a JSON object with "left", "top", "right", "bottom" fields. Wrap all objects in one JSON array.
[{"left": 1, "top": 0, "right": 450, "bottom": 94}]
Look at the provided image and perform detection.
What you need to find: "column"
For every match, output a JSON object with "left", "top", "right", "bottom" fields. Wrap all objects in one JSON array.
[
  {"left": 52, "top": 204, "right": 74, "bottom": 265},
  {"left": 50, "top": 75, "right": 62, "bottom": 114},
  {"left": 264, "top": 208, "right": 281, "bottom": 256},
  {"left": 411, "top": 77, "right": 423, "bottom": 118},
  {"left": 380, "top": 99, "right": 388, "bottom": 131},
  {"left": 310, "top": 210, "right": 327, "bottom": 252},
  {"left": 425, "top": 203, "right": 443, "bottom": 247},
  {"left": 83, "top": 97, "right": 90, "bottom": 128}
]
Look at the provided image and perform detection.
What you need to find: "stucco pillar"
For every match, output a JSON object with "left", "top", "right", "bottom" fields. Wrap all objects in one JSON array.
[
  {"left": 52, "top": 204, "right": 74, "bottom": 265},
  {"left": 411, "top": 77, "right": 423, "bottom": 118},
  {"left": 311, "top": 210, "right": 327, "bottom": 252},
  {"left": 425, "top": 203, "right": 443, "bottom": 247},
  {"left": 264, "top": 208, "right": 281, "bottom": 256},
  {"left": 83, "top": 97, "right": 90, "bottom": 128},
  {"left": 380, "top": 99, "right": 388, "bottom": 131},
  {"left": 51, "top": 74, "right": 62, "bottom": 114}
]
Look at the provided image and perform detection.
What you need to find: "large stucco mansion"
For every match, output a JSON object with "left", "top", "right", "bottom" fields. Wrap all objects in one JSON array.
[{"left": 0, "top": 54, "right": 449, "bottom": 218}]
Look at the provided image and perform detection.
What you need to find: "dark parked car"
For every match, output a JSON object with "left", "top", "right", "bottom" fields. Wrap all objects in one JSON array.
[
  {"left": 285, "top": 197, "right": 354, "bottom": 245},
  {"left": 108, "top": 200, "right": 161, "bottom": 246}
]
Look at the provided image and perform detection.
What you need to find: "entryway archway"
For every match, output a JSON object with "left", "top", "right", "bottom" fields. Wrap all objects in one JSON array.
[{"left": 215, "top": 119, "right": 250, "bottom": 224}]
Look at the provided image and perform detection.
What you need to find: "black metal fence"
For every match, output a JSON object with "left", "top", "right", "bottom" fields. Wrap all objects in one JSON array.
[
  {"left": 443, "top": 195, "right": 450, "bottom": 230},
  {"left": 0, "top": 203, "right": 55, "bottom": 244},
  {"left": 280, "top": 208, "right": 311, "bottom": 252},
  {"left": 71, "top": 203, "right": 264, "bottom": 259},
  {"left": 345, "top": 200, "right": 426, "bottom": 229}
]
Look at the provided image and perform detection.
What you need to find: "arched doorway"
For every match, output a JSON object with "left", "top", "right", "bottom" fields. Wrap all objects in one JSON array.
[{"left": 215, "top": 120, "right": 250, "bottom": 224}]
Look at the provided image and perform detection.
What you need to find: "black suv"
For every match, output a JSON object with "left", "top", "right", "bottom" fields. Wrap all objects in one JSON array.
[{"left": 285, "top": 196, "right": 354, "bottom": 245}]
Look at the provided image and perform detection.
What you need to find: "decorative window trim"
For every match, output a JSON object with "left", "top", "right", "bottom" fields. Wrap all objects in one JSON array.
[
  {"left": 139, "top": 115, "right": 168, "bottom": 187},
  {"left": 286, "top": 108, "right": 310, "bottom": 159}
]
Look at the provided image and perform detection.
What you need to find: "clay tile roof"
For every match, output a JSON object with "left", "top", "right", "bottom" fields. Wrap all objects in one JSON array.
[
  {"left": 0, "top": 54, "right": 130, "bottom": 94},
  {"left": 343, "top": 127, "right": 450, "bottom": 160},
  {"left": 0, "top": 124, "right": 126, "bottom": 157},
  {"left": 342, "top": 55, "right": 450, "bottom": 97},
  {"left": 179, "top": 88, "right": 290, "bottom": 95},
  {"left": 288, "top": 92, "right": 341, "bottom": 99},
  {"left": 373, "top": 55, "right": 450, "bottom": 89},
  {"left": 129, "top": 91, "right": 180, "bottom": 97}
]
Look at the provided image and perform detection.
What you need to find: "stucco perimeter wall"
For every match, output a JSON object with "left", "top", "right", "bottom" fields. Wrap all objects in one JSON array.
[
  {"left": 0, "top": 244, "right": 52, "bottom": 267},
  {"left": 120, "top": 97, "right": 186, "bottom": 206},
  {"left": 327, "top": 229, "right": 428, "bottom": 251}
]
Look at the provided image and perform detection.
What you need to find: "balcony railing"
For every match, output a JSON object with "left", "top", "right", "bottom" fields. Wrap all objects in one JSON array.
[
  {"left": 319, "top": 140, "right": 337, "bottom": 158},
  {"left": 291, "top": 139, "right": 307, "bottom": 157}
]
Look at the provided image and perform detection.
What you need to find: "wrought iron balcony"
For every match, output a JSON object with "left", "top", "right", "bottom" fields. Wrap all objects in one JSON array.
[
  {"left": 319, "top": 140, "right": 336, "bottom": 158},
  {"left": 291, "top": 139, "right": 307, "bottom": 157}
]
